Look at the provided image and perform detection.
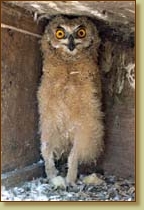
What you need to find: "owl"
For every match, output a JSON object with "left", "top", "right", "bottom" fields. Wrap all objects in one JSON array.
[{"left": 37, "top": 15, "right": 104, "bottom": 186}]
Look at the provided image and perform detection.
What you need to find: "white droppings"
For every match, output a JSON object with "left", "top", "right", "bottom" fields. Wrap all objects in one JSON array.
[
  {"left": 31, "top": 4, "right": 40, "bottom": 9},
  {"left": 70, "top": 1, "right": 108, "bottom": 19},
  {"left": 90, "top": 10, "right": 108, "bottom": 19},
  {"left": 38, "top": 159, "right": 44, "bottom": 164},
  {"left": 119, "top": 13, "right": 126, "bottom": 18},
  {"left": 117, "top": 77, "right": 125, "bottom": 94},
  {"left": 1, "top": 175, "right": 135, "bottom": 201},
  {"left": 125, "top": 63, "right": 135, "bottom": 89},
  {"left": 125, "top": 8, "right": 135, "bottom": 14},
  {"left": 48, "top": 2, "right": 57, "bottom": 8},
  {"left": 47, "top": 2, "right": 62, "bottom": 12}
]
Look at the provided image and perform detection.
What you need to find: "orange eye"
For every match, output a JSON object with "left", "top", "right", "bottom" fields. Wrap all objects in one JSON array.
[
  {"left": 77, "top": 28, "right": 86, "bottom": 38},
  {"left": 55, "top": 29, "right": 65, "bottom": 39}
]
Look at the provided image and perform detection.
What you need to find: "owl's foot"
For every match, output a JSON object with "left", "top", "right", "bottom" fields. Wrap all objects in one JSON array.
[
  {"left": 50, "top": 176, "right": 66, "bottom": 189},
  {"left": 50, "top": 175, "right": 77, "bottom": 189},
  {"left": 66, "top": 176, "right": 77, "bottom": 188},
  {"left": 82, "top": 173, "right": 104, "bottom": 185},
  {"left": 45, "top": 167, "right": 58, "bottom": 180}
]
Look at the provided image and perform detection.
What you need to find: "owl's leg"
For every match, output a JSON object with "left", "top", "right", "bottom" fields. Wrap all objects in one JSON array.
[
  {"left": 41, "top": 141, "right": 58, "bottom": 179},
  {"left": 66, "top": 145, "right": 78, "bottom": 186}
]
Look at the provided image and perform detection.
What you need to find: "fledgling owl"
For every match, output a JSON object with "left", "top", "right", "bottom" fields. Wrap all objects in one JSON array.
[{"left": 37, "top": 15, "right": 104, "bottom": 186}]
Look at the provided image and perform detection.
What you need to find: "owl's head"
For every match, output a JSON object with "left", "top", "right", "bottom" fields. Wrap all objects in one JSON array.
[{"left": 43, "top": 15, "right": 100, "bottom": 58}]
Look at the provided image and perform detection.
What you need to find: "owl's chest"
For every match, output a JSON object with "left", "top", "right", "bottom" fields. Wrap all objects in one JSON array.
[
  {"left": 43, "top": 61, "right": 96, "bottom": 112},
  {"left": 50, "top": 79, "right": 81, "bottom": 105},
  {"left": 47, "top": 75, "right": 92, "bottom": 119},
  {"left": 41, "top": 68, "right": 95, "bottom": 135}
]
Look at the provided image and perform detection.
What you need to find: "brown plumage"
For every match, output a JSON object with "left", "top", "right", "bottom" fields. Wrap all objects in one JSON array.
[{"left": 37, "top": 15, "right": 104, "bottom": 185}]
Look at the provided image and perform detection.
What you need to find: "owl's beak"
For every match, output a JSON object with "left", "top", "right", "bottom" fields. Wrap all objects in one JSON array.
[{"left": 68, "top": 35, "right": 75, "bottom": 51}]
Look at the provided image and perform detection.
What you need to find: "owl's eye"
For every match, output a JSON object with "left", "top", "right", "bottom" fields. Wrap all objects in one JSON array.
[
  {"left": 77, "top": 28, "right": 86, "bottom": 38},
  {"left": 55, "top": 29, "right": 65, "bottom": 39}
]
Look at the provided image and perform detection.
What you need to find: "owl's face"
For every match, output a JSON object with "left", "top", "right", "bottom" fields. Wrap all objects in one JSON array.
[{"left": 44, "top": 16, "right": 100, "bottom": 58}]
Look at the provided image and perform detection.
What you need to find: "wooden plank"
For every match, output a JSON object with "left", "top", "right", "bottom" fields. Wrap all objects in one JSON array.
[
  {"left": 1, "top": 21, "right": 42, "bottom": 174},
  {"left": 1, "top": 2, "right": 44, "bottom": 35}
]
